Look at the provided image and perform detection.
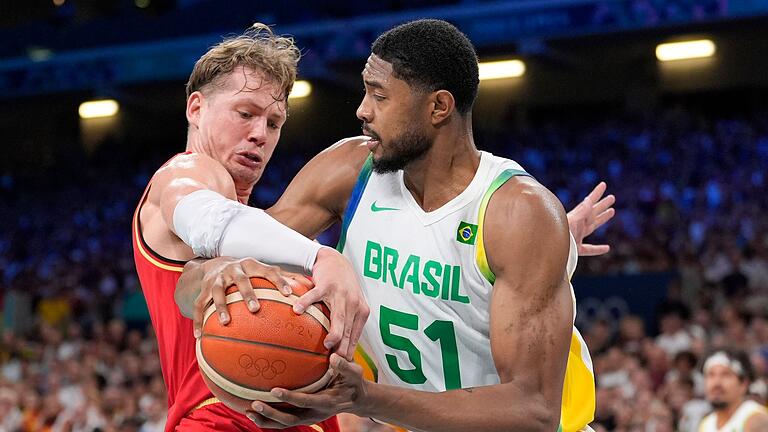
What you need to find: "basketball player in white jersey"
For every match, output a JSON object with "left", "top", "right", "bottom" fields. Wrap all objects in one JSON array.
[
  {"left": 698, "top": 350, "right": 768, "bottom": 432},
  {"left": 177, "top": 19, "right": 614, "bottom": 431}
]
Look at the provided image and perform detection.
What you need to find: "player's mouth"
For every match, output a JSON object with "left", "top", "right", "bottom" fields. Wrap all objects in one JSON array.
[
  {"left": 362, "top": 126, "right": 381, "bottom": 151},
  {"left": 234, "top": 151, "right": 263, "bottom": 170}
]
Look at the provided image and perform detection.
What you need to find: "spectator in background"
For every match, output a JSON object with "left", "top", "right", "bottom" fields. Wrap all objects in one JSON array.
[
  {"left": 698, "top": 349, "right": 768, "bottom": 431},
  {"left": 0, "top": 388, "right": 22, "bottom": 431},
  {"left": 2, "top": 100, "right": 768, "bottom": 430}
]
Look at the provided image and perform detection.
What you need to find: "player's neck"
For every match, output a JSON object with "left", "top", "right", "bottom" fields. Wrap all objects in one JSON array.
[
  {"left": 186, "top": 132, "right": 207, "bottom": 154},
  {"left": 186, "top": 133, "right": 252, "bottom": 204},
  {"left": 235, "top": 187, "right": 252, "bottom": 204},
  {"left": 715, "top": 399, "right": 744, "bottom": 428},
  {"left": 402, "top": 126, "right": 480, "bottom": 213}
]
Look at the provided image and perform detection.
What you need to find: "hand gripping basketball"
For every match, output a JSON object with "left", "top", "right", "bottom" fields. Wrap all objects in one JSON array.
[
  {"left": 197, "top": 277, "right": 333, "bottom": 414},
  {"left": 192, "top": 257, "right": 310, "bottom": 339}
]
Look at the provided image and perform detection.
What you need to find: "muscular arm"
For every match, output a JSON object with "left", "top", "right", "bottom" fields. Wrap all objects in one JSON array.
[
  {"left": 174, "top": 138, "right": 372, "bottom": 357},
  {"left": 266, "top": 137, "right": 370, "bottom": 237},
  {"left": 353, "top": 178, "right": 573, "bottom": 431},
  {"left": 175, "top": 137, "right": 369, "bottom": 306},
  {"left": 153, "top": 153, "right": 238, "bottom": 233}
]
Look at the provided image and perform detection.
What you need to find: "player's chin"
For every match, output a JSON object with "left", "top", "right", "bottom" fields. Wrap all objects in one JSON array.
[{"left": 230, "top": 166, "right": 263, "bottom": 186}]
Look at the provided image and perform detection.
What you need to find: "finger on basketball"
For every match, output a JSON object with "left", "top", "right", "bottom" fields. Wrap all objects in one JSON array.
[
  {"left": 211, "top": 279, "right": 229, "bottom": 325},
  {"left": 266, "top": 266, "right": 294, "bottom": 296},
  {"left": 324, "top": 301, "right": 345, "bottom": 351},
  {"left": 192, "top": 294, "right": 205, "bottom": 338},
  {"left": 230, "top": 267, "right": 260, "bottom": 313},
  {"left": 330, "top": 352, "right": 359, "bottom": 375},
  {"left": 245, "top": 410, "right": 288, "bottom": 429},
  {"left": 239, "top": 260, "right": 292, "bottom": 296},
  {"left": 347, "top": 306, "right": 369, "bottom": 360},
  {"left": 250, "top": 401, "right": 300, "bottom": 426},
  {"left": 292, "top": 284, "right": 325, "bottom": 315},
  {"left": 270, "top": 387, "right": 326, "bottom": 410},
  {"left": 336, "top": 297, "right": 357, "bottom": 360}
]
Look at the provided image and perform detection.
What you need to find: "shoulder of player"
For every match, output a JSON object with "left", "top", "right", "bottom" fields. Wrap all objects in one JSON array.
[
  {"left": 482, "top": 177, "right": 569, "bottom": 278},
  {"left": 745, "top": 409, "right": 768, "bottom": 432},
  {"left": 316, "top": 136, "right": 370, "bottom": 166},
  {"left": 484, "top": 176, "right": 568, "bottom": 236},
  {"left": 304, "top": 136, "right": 370, "bottom": 192},
  {"left": 150, "top": 152, "right": 234, "bottom": 199},
  {"left": 154, "top": 152, "right": 220, "bottom": 177}
]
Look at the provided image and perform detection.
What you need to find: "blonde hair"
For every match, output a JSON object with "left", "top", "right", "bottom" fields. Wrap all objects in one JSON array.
[{"left": 186, "top": 23, "right": 301, "bottom": 101}]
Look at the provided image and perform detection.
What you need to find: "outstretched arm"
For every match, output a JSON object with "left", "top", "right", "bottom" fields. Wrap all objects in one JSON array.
[{"left": 249, "top": 177, "right": 573, "bottom": 432}]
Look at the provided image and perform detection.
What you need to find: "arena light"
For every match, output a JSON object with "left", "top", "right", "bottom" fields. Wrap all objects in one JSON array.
[
  {"left": 656, "top": 39, "right": 716, "bottom": 62},
  {"left": 289, "top": 80, "right": 312, "bottom": 99},
  {"left": 79, "top": 99, "right": 120, "bottom": 119},
  {"left": 478, "top": 60, "right": 526, "bottom": 80}
]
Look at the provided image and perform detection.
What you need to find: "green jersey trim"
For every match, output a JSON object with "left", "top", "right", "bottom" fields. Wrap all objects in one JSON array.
[
  {"left": 475, "top": 168, "right": 531, "bottom": 285},
  {"left": 337, "top": 154, "right": 374, "bottom": 252}
]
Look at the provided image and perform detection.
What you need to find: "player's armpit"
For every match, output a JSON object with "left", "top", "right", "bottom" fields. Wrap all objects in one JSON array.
[
  {"left": 483, "top": 177, "right": 573, "bottom": 430},
  {"left": 267, "top": 136, "right": 370, "bottom": 238}
]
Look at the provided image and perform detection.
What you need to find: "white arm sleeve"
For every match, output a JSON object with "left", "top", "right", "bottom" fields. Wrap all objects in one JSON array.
[{"left": 172, "top": 189, "right": 322, "bottom": 273}]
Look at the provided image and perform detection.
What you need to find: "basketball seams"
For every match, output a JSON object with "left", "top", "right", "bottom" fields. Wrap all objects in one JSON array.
[
  {"left": 201, "top": 333, "right": 330, "bottom": 358},
  {"left": 200, "top": 339, "right": 327, "bottom": 391},
  {"left": 196, "top": 339, "right": 333, "bottom": 401},
  {"left": 196, "top": 282, "right": 335, "bottom": 402},
  {"left": 202, "top": 289, "right": 331, "bottom": 331}
]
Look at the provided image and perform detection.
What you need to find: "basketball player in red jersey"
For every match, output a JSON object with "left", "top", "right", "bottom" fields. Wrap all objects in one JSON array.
[{"left": 132, "top": 24, "right": 365, "bottom": 431}]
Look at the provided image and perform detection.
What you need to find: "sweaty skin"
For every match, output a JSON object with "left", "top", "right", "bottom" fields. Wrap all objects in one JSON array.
[
  {"left": 177, "top": 50, "right": 614, "bottom": 431},
  {"left": 145, "top": 66, "right": 368, "bottom": 359}
]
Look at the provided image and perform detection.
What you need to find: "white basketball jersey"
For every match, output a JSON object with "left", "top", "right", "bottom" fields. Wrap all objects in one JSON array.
[
  {"left": 699, "top": 400, "right": 768, "bottom": 432},
  {"left": 338, "top": 150, "right": 581, "bottom": 393}
]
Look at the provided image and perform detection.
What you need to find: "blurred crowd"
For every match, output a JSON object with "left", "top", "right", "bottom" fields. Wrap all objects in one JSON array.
[{"left": 1, "top": 104, "right": 767, "bottom": 431}]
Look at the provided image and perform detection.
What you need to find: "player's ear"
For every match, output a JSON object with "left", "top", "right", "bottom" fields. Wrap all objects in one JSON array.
[
  {"left": 186, "top": 91, "right": 203, "bottom": 128},
  {"left": 430, "top": 90, "right": 455, "bottom": 125}
]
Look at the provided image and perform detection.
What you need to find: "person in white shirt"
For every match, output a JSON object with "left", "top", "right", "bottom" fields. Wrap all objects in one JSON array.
[{"left": 698, "top": 349, "right": 768, "bottom": 432}]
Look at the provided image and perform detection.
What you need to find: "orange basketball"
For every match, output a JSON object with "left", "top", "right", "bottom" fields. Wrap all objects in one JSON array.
[{"left": 196, "top": 277, "right": 331, "bottom": 413}]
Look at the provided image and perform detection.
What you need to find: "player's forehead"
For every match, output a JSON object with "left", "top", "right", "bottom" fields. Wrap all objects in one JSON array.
[
  {"left": 214, "top": 66, "right": 287, "bottom": 113},
  {"left": 705, "top": 363, "right": 738, "bottom": 379},
  {"left": 362, "top": 54, "right": 394, "bottom": 86}
]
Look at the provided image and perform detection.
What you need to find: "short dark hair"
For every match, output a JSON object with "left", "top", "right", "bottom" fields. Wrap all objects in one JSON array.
[{"left": 371, "top": 19, "right": 479, "bottom": 115}]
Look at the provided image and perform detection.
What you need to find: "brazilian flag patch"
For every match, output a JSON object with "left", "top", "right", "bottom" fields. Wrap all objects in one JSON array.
[{"left": 456, "top": 221, "right": 478, "bottom": 245}]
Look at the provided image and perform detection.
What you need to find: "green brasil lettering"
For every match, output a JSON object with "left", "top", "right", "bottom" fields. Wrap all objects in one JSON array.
[{"left": 363, "top": 240, "right": 470, "bottom": 304}]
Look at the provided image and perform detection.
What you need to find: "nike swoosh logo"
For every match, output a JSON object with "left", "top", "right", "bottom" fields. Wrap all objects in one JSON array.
[{"left": 370, "top": 201, "right": 399, "bottom": 212}]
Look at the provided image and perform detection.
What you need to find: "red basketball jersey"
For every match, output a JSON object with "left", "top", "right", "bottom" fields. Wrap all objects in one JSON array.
[{"left": 132, "top": 153, "right": 340, "bottom": 432}]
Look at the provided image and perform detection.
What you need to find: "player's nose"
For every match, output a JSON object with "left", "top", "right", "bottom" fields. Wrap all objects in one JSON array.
[
  {"left": 356, "top": 98, "right": 372, "bottom": 123},
  {"left": 248, "top": 117, "right": 268, "bottom": 147}
]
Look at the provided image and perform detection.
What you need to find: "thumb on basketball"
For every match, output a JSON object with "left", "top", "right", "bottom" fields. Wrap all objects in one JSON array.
[
  {"left": 330, "top": 353, "right": 348, "bottom": 374},
  {"left": 329, "top": 353, "right": 363, "bottom": 383}
]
